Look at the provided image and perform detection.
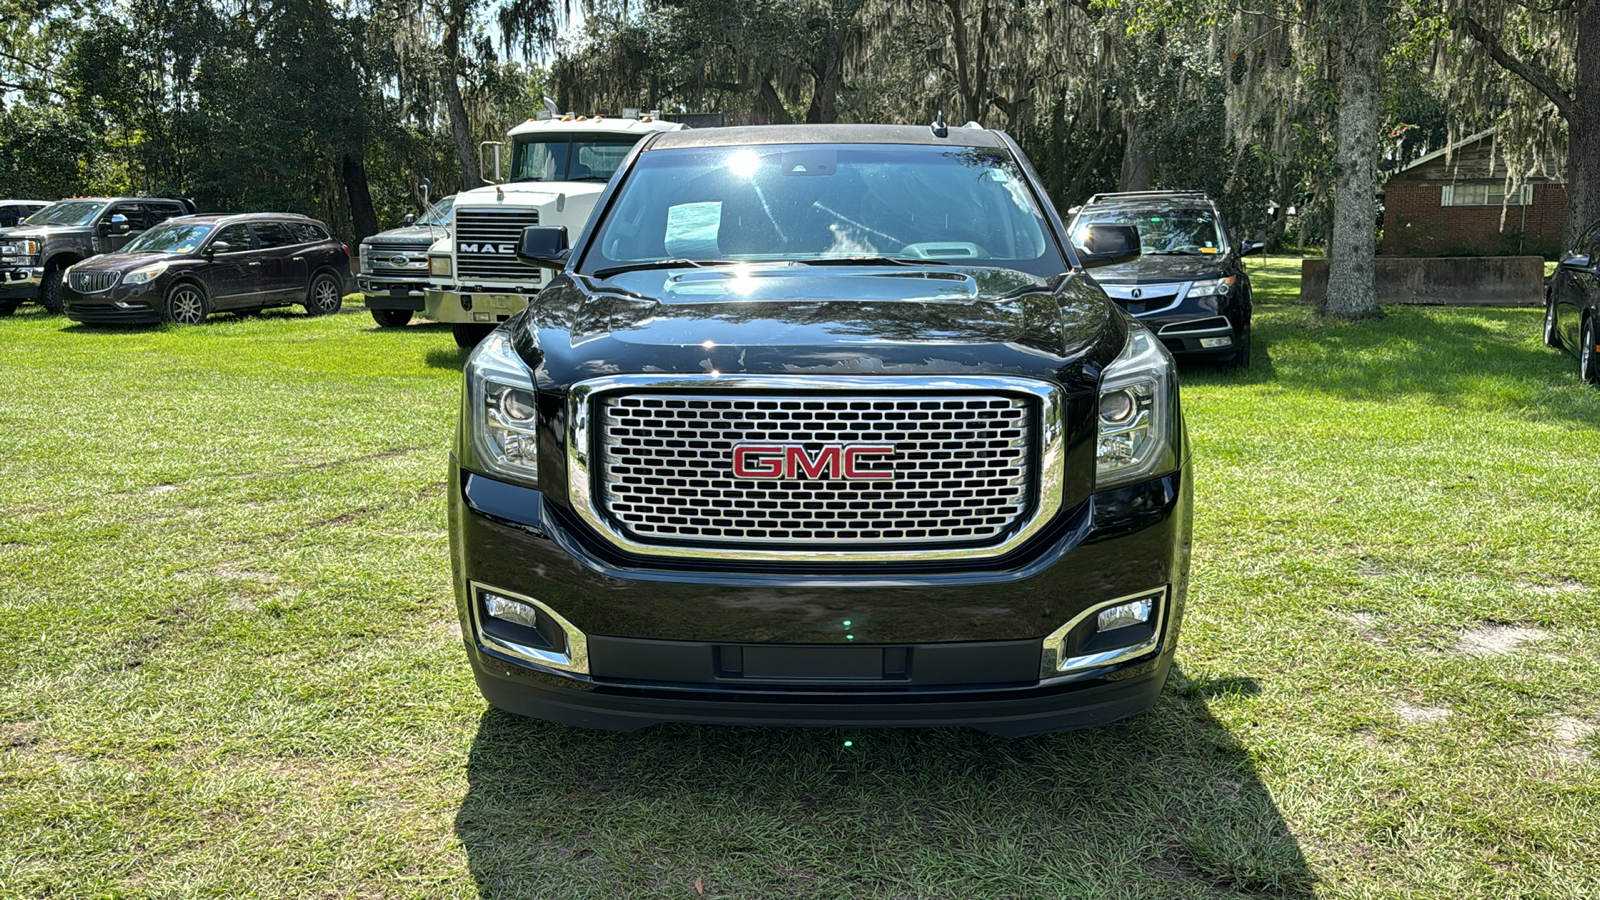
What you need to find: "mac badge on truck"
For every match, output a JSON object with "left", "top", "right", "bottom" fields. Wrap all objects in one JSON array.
[{"left": 448, "top": 121, "right": 1192, "bottom": 737}]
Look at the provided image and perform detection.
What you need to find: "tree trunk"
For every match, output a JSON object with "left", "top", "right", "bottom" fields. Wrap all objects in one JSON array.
[
  {"left": 1322, "top": 16, "right": 1385, "bottom": 320},
  {"left": 804, "top": 19, "right": 844, "bottom": 124},
  {"left": 1565, "top": 0, "right": 1600, "bottom": 248},
  {"left": 341, "top": 153, "right": 379, "bottom": 243},
  {"left": 442, "top": 15, "right": 481, "bottom": 187},
  {"left": 1118, "top": 108, "right": 1151, "bottom": 192},
  {"left": 755, "top": 78, "right": 794, "bottom": 124}
]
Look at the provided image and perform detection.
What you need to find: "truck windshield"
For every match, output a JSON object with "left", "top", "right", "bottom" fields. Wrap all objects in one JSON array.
[
  {"left": 123, "top": 222, "right": 215, "bottom": 254},
  {"left": 1071, "top": 207, "right": 1226, "bottom": 256},
  {"left": 24, "top": 200, "right": 107, "bottom": 227},
  {"left": 418, "top": 196, "right": 454, "bottom": 226},
  {"left": 511, "top": 135, "right": 643, "bottom": 184},
  {"left": 582, "top": 144, "right": 1063, "bottom": 279}
]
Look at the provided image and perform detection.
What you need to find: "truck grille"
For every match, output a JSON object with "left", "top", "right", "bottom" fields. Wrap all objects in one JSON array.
[
  {"left": 70, "top": 270, "right": 119, "bottom": 293},
  {"left": 455, "top": 209, "right": 542, "bottom": 282},
  {"left": 365, "top": 246, "right": 429, "bottom": 273},
  {"left": 597, "top": 393, "right": 1033, "bottom": 547}
]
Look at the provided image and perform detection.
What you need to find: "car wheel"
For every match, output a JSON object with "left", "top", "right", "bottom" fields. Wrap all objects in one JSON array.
[
  {"left": 1582, "top": 316, "right": 1599, "bottom": 386},
  {"left": 1544, "top": 296, "right": 1560, "bottom": 348},
  {"left": 39, "top": 268, "right": 64, "bottom": 314},
  {"left": 372, "top": 308, "right": 413, "bottom": 328},
  {"left": 453, "top": 324, "right": 495, "bottom": 349},
  {"left": 162, "top": 282, "right": 210, "bottom": 326},
  {"left": 1223, "top": 320, "right": 1252, "bottom": 369},
  {"left": 304, "top": 273, "right": 344, "bottom": 316}
]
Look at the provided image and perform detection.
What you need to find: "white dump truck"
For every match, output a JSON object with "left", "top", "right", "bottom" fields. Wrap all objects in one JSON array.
[{"left": 425, "top": 113, "right": 688, "bottom": 347}]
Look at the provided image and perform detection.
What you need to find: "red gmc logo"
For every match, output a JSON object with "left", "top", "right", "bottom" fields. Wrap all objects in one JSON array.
[{"left": 732, "top": 444, "right": 895, "bottom": 480}]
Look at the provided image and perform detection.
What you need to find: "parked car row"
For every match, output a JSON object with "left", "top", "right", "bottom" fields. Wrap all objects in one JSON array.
[{"left": 0, "top": 197, "right": 352, "bottom": 323}]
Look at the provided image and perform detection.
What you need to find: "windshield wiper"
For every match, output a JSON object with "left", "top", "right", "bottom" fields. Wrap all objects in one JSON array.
[
  {"left": 592, "top": 259, "right": 738, "bottom": 278},
  {"left": 786, "top": 256, "right": 952, "bottom": 267}
]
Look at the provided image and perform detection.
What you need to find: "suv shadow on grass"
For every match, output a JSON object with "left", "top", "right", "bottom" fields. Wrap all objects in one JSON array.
[{"left": 453, "top": 668, "right": 1311, "bottom": 898}]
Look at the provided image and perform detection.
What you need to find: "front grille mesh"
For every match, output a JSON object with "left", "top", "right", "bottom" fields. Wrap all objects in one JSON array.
[
  {"left": 599, "top": 393, "right": 1033, "bottom": 545},
  {"left": 70, "top": 270, "right": 119, "bottom": 293},
  {"left": 455, "top": 209, "right": 542, "bottom": 282}
]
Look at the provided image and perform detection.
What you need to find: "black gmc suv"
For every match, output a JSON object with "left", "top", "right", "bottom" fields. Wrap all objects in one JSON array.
[
  {"left": 450, "top": 124, "right": 1192, "bottom": 736},
  {"left": 0, "top": 197, "right": 195, "bottom": 315}
]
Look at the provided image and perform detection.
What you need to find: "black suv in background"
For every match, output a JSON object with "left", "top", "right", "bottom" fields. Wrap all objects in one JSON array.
[
  {"left": 358, "top": 194, "right": 454, "bottom": 328},
  {"left": 0, "top": 197, "right": 195, "bottom": 315},
  {"left": 61, "top": 213, "right": 350, "bottom": 326},
  {"left": 1067, "top": 191, "right": 1260, "bottom": 367},
  {"left": 0, "top": 200, "right": 48, "bottom": 229}
]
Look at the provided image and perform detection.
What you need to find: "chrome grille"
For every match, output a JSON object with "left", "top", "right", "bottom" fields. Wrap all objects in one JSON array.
[
  {"left": 598, "top": 393, "right": 1033, "bottom": 546},
  {"left": 455, "top": 209, "right": 543, "bottom": 282},
  {"left": 367, "top": 246, "right": 429, "bottom": 273},
  {"left": 70, "top": 270, "right": 119, "bottom": 293}
]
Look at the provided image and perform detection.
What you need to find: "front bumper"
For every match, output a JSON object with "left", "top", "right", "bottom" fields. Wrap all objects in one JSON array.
[
  {"left": 1, "top": 266, "right": 42, "bottom": 300},
  {"left": 62, "top": 282, "right": 162, "bottom": 325},
  {"left": 358, "top": 276, "right": 426, "bottom": 310},
  {"left": 450, "top": 460, "right": 1193, "bottom": 736},
  {"left": 424, "top": 287, "right": 534, "bottom": 325},
  {"left": 1145, "top": 315, "right": 1242, "bottom": 357}
]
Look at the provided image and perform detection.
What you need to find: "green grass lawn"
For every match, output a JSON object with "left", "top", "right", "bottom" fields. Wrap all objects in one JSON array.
[{"left": 2, "top": 262, "right": 1597, "bottom": 898}]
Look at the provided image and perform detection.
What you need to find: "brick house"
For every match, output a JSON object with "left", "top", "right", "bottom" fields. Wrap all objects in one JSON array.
[{"left": 1380, "top": 129, "right": 1567, "bottom": 257}]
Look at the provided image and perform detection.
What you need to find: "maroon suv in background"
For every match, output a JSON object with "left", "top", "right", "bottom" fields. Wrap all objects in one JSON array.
[{"left": 61, "top": 213, "right": 351, "bottom": 326}]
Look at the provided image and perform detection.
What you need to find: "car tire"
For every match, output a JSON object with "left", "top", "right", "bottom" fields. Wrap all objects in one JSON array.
[
  {"left": 304, "top": 273, "right": 344, "bottom": 316},
  {"left": 372, "top": 308, "right": 413, "bottom": 328},
  {"left": 1223, "top": 320, "right": 1252, "bottom": 369},
  {"left": 39, "top": 268, "right": 64, "bottom": 314},
  {"left": 1544, "top": 296, "right": 1561, "bottom": 348},
  {"left": 162, "top": 282, "right": 210, "bottom": 326},
  {"left": 453, "top": 324, "right": 494, "bottom": 349},
  {"left": 1582, "top": 316, "right": 1599, "bottom": 386}
]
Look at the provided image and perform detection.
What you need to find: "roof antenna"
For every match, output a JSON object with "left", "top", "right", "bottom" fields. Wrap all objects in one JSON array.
[{"left": 930, "top": 110, "right": 948, "bottom": 139}]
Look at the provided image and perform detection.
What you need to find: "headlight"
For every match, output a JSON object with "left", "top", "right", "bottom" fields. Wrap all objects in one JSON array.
[
  {"left": 429, "top": 255, "right": 452, "bottom": 278},
  {"left": 358, "top": 243, "right": 372, "bottom": 274},
  {"left": 1, "top": 240, "right": 39, "bottom": 256},
  {"left": 1187, "top": 276, "right": 1235, "bottom": 297},
  {"left": 462, "top": 331, "right": 539, "bottom": 486},
  {"left": 1096, "top": 322, "right": 1179, "bottom": 489},
  {"left": 123, "top": 262, "right": 168, "bottom": 285}
]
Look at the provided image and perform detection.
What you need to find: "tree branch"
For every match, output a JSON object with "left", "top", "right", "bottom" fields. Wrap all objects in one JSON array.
[{"left": 1462, "top": 13, "right": 1573, "bottom": 118}]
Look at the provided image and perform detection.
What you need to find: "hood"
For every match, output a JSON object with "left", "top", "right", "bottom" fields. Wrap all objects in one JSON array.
[
  {"left": 1087, "top": 254, "right": 1227, "bottom": 285},
  {"left": 515, "top": 264, "right": 1124, "bottom": 394},
  {"left": 0, "top": 225, "right": 76, "bottom": 241},
  {"left": 456, "top": 181, "right": 608, "bottom": 205},
  {"left": 71, "top": 251, "right": 196, "bottom": 273},
  {"left": 365, "top": 224, "right": 448, "bottom": 248}
]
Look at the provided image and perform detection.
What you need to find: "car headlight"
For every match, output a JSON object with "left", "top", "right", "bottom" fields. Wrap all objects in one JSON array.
[
  {"left": 123, "top": 262, "right": 168, "bottom": 285},
  {"left": 1, "top": 240, "right": 39, "bottom": 257},
  {"left": 1187, "top": 276, "right": 1235, "bottom": 297},
  {"left": 1096, "top": 322, "right": 1179, "bottom": 489},
  {"left": 429, "top": 255, "right": 452, "bottom": 278},
  {"left": 461, "top": 330, "right": 539, "bottom": 486},
  {"left": 358, "top": 243, "right": 372, "bottom": 274}
]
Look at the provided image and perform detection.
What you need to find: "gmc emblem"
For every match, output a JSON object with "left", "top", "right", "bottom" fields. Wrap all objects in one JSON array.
[
  {"left": 732, "top": 444, "right": 894, "bottom": 480},
  {"left": 459, "top": 242, "right": 515, "bottom": 254}
]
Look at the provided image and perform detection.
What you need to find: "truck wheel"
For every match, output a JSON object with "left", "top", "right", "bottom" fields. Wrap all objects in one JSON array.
[
  {"left": 162, "top": 282, "right": 210, "bottom": 325},
  {"left": 1582, "top": 317, "right": 1599, "bottom": 386},
  {"left": 304, "top": 273, "right": 344, "bottom": 316},
  {"left": 453, "top": 324, "right": 495, "bottom": 349},
  {"left": 372, "top": 308, "right": 413, "bottom": 328},
  {"left": 39, "top": 268, "right": 64, "bottom": 314}
]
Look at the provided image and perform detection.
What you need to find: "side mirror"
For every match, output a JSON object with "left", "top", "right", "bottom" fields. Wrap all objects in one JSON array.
[
  {"left": 1078, "top": 224, "right": 1141, "bottom": 269},
  {"left": 105, "top": 214, "right": 131, "bottom": 235},
  {"left": 517, "top": 225, "right": 570, "bottom": 269},
  {"left": 207, "top": 241, "right": 233, "bottom": 256},
  {"left": 1563, "top": 254, "right": 1591, "bottom": 269},
  {"left": 419, "top": 177, "right": 431, "bottom": 209},
  {"left": 1239, "top": 240, "right": 1265, "bottom": 257},
  {"left": 479, "top": 141, "right": 504, "bottom": 185},
  {"left": 404, "top": 213, "right": 417, "bottom": 227}
]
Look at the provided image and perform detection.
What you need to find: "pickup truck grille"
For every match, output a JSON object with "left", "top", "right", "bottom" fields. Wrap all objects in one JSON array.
[
  {"left": 597, "top": 392, "right": 1033, "bottom": 547},
  {"left": 455, "top": 209, "right": 541, "bottom": 282},
  {"left": 70, "top": 270, "right": 119, "bottom": 293}
]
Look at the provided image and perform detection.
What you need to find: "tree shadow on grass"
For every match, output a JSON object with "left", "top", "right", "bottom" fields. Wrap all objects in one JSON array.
[{"left": 454, "top": 667, "right": 1311, "bottom": 898}]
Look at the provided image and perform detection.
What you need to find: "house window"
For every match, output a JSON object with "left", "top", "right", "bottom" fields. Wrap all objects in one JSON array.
[{"left": 1441, "top": 184, "right": 1534, "bottom": 207}]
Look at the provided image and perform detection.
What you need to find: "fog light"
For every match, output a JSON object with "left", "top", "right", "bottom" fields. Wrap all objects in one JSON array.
[
  {"left": 473, "top": 312, "right": 492, "bottom": 322},
  {"left": 1199, "top": 336, "right": 1232, "bottom": 348},
  {"left": 1097, "top": 597, "right": 1153, "bottom": 631},
  {"left": 484, "top": 592, "right": 541, "bottom": 629}
]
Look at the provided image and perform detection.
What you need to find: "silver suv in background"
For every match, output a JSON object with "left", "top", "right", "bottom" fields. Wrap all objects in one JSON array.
[{"left": 358, "top": 194, "right": 454, "bottom": 328}]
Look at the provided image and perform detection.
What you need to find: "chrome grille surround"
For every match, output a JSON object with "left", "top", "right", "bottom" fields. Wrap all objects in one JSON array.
[
  {"left": 1097, "top": 281, "right": 1188, "bottom": 315},
  {"left": 455, "top": 208, "right": 544, "bottom": 283},
  {"left": 567, "top": 374, "right": 1067, "bottom": 563},
  {"left": 69, "top": 270, "right": 120, "bottom": 293}
]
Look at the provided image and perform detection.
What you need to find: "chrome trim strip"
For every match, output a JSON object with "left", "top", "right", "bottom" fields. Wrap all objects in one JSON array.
[
  {"left": 470, "top": 581, "right": 590, "bottom": 674},
  {"left": 1039, "top": 586, "right": 1167, "bottom": 677},
  {"left": 566, "top": 374, "right": 1067, "bottom": 563},
  {"left": 1157, "top": 324, "right": 1233, "bottom": 337}
]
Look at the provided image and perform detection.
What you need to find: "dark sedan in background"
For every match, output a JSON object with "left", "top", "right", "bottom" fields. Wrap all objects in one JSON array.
[
  {"left": 61, "top": 213, "right": 351, "bottom": 326},
  {"left": 1067, "top": 191, "right": 1260, "bottom": 367},
  {"left": 1545, "top": 219, "right": 1599, "bottom": 385}
]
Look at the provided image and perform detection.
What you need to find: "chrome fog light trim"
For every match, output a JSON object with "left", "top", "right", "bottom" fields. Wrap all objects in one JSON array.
[
  {"left": 471, "top": 582, "right": 590, "bottom": 674},
  {"left": 1040, "top": 587, "right": 1168, "bottom": 677}
]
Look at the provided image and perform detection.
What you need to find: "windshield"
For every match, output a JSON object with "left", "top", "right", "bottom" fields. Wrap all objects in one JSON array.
[
  {"left": 511, "top": 135, "right": 643, "bottom": 184},
  {"left": 418, "top": 195, "right": 454, "bottom": 226},
  {"left": 1071, "top": 206, "right": 1225, "bottom": 256},
  {"left": 583, "top": 144, "right": 1062, "bottom": 278},
  {"left": 123, "top": 222, "right": 215, "bottom": 254},
  {"left": 23, "top": 200, "right": 107, "bottom": 227}
]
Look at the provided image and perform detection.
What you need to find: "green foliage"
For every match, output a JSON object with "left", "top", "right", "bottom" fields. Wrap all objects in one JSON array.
[{"left": 0, "top": 104, "right": 106, "bottom": 199}]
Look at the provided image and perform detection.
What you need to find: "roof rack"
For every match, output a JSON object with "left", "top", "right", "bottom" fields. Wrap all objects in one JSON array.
[{"left": 1085, "top": 190, "right": 1213, "bottom": 204}]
